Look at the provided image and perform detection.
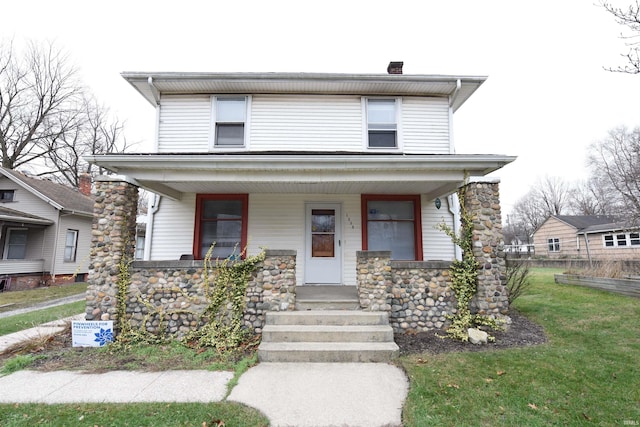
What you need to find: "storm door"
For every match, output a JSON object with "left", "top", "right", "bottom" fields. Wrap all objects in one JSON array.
[{"left": 304, "top": 203, "right": 342, "bottom": 284}]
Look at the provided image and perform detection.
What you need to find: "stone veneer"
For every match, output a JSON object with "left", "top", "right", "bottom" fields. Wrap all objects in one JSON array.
[
  {"left": 86, "top": 177, "right": 138, "bottom": 325},
  {"left": 464, "top": 181, "right": 509, "bottom": 317},
  {"left": 122, "top": 250, "right": 296, "bottom": 337},
  {"left": 357, "top": 251, "right": 455, "bottom": 332}
]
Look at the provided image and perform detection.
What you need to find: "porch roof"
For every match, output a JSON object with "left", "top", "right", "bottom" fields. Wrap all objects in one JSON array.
[
  {"left": 86, "top": 152, "right": 515, "bottom": 201},
  {"left": 0, "top": 206, "right": 53, "bottom": 225}
]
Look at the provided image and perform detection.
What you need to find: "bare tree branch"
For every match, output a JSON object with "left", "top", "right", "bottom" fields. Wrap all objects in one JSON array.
[{"left": 602, "top": 0, "right": 640, "bottom": 73}]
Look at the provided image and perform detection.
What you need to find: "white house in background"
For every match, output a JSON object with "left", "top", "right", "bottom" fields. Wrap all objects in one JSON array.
[
  {"left": 87, "top": 62, "right": 515, "bottom": 286},
  {"left": 0, "top": 168, "right": 94, "bottom": 291}
]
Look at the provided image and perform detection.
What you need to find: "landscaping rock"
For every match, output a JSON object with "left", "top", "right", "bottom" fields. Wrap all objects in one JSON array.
[{"left": 468, "top": 328, "right": 488, "bottom": 344}]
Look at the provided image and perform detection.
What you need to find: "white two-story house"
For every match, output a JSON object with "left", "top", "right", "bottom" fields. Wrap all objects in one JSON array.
[{"left": 88, "top": 62, "right": 515, "bottom": 288}]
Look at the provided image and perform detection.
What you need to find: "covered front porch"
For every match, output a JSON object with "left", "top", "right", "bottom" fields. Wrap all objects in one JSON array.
[{"left": 85, "top": 174, "right": 508, "bottom": 337}]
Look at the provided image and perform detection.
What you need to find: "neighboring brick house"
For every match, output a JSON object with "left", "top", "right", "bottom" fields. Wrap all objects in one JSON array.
[
  {"left": 0, "top": 168, "right": 94, "bottom": 291},
  {"left": 533, "top": 215, "right": 640, "bottom": 260}
]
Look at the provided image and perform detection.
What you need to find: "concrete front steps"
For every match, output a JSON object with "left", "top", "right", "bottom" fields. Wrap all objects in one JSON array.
[{"left": 258, "top": 310, "right": 399, "bottom": 363}]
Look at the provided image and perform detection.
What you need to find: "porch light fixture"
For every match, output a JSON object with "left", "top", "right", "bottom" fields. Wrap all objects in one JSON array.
[{"left": 435, "top": 198, "right": 441, "bottom": 209}]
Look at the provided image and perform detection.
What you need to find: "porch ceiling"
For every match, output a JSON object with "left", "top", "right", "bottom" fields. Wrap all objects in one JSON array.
[{"left": 86, "top": 153, "right": 516, "bottom": 200}]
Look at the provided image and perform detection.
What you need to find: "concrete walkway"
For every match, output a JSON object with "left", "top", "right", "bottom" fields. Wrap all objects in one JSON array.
[{"left": 0, "top": 300, "right": 410, "bottom": 426}]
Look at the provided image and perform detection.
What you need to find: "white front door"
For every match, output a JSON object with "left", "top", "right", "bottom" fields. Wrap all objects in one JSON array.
[{"left": 304, "top": 203, "right": 342, "bottom": 284}]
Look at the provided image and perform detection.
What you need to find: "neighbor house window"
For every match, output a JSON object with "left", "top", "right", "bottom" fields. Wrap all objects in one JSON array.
[
  {"left": 194, "top": 194, "right": 248, "bottom": 260},
  {"left": 0, "top": 190, "right": 14, "bottom": 202},
  {"left": 64, "top": 229, "right": 78, "bottom": 262},
  {"left": 547, "top": 238, "right": 560, "bottom": 252},
  {"left": 5, "top": 228, "right": 27, "bottom": 259},
  {"left": 604, "top": 235, "right": 615, "bottom": 247},
  {"left": 366, "top": 99, "right": 398, "bottom": 148},
  {"left": 603, "top": 232, "right": 640, "bottom": 247},
  {"left": 361, "top": 195, "right": 422, "bottom": 260},
  {"left": 214, "top": 97, "right": 248, "bottom": 147}
]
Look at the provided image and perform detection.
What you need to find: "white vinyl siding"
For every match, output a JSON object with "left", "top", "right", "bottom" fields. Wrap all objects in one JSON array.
[
  {"left": 54, "top": 215, "right": 92, "bottom": 275},
  {"left": 250, "top": 95, "right": 363, "bottom": 151},
  {"left": 421, "top": 196, "right": 456, "bottom": 260},
  {"left": 155, "top": 94, "right": 452, "bottom": 154},
  {"left": 148, "top": 193, "right": 197, "bottom": 260},
  {"left": 402, "top": 97, "right": 450, "bottom": 154},
  {"left": 157, "top": 95, "right": 211, "bottom": 152},
  {"left": 246, "top": 194, "right": 361, "bottom": 286}
]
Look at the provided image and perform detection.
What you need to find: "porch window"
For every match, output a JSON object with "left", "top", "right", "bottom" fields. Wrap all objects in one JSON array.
[
  {"left": 64, "top": 229, "right": 78, "bottom": 262},
  {"left": 548, "top": 238, "right": 560, "bottom": 252},
  {"left": 213, "top": 97, "right": 248, "bottom": 147},
  {"left": 194, "top": 194, "right": 248, "bottom": 260},
  {"left": 361, "top": 195, "right": 423, "bottom": 260},
  {"left": 366, "top": 99, "right": 398, "bottom": 148},
  {"left": 5, "top": 228, "right": 27, "bottom": 259}
]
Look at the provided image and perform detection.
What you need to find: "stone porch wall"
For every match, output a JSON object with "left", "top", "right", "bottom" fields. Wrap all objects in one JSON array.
[{"left": 357, "top": 251, "right": 455, "bottom": 333}]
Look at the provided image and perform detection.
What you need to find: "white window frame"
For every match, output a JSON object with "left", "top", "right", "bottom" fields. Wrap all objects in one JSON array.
[
  {"left": 362, "top": 97, "right": 402, "bottom": 151},
  {"left": 64, "top": 229, "right": 78, "bottom": 262},
  {"left": 209, "top": 95, "right": 251, "bottom": 151},
  {"left": 4, "top": 228, "right": 27, "bottom": 260},
  {"left": 547, "top": 237, "right": 560, "bottom": 252},
  {"left": 603, "top": 232, "right": 640, "bottom": 247}
]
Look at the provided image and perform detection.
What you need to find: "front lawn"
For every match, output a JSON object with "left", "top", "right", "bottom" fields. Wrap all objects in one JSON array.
[
  {"left": 401, "top": 268, "right": 640, "bottom": 426},
  {"left": 0, "top": 283, "right": 87, "bottom": 313}
]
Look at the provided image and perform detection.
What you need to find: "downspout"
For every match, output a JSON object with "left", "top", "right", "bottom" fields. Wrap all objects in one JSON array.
[
  {"left": 448, "top": 79, "right": 463, "bottom": 261},
  {"left": 143, "top": 194, "right": 161, "bottom": 260},
  {"left": 147, "top": 76, "right": 161, "bottom": 152},
  {"left": 50, "top": 210, "right": 62, "bottom": 283},
  {"left": 448, "top": 194, "right": 463, "bottom": 260},
  {"left": 582, "top": 232, "right": 593, "bottom": 269}
]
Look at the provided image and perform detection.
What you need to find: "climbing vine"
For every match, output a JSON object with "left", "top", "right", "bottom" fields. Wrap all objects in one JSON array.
[
  {"left": 438, "top": 184, "right": 502, "bottom": 342},
  {"left": 185, "top": 246, "right": 266, "bottom": 351}
]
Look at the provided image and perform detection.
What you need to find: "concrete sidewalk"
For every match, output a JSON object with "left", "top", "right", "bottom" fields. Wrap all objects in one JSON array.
[
  {"left": 0, "top": 363, "right": 408, "bottom": 426},
  {"left": 0, "top": 314, "right": 85, "bottom": 353},
  {"left": 0, "top": 293, "right": 85, "bottom": 319}
]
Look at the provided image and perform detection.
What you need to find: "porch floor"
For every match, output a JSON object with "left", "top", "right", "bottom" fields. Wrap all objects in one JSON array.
[{"left": 295, "top": 285, "right": 359, "bottom": 310}]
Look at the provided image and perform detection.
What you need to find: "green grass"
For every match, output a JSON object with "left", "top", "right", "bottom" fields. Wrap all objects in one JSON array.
[
  {"left": 401, "top": 267, "right": 640, "bottom": 426},
  {"left": 0, "top": 283, "right": 86, "bottom": 313},
  {"left": 0, "top": 402, "right": 269, "bottom": 426},
  {"left": 0, "top": 301, "right": 85, "bottom": 336}
]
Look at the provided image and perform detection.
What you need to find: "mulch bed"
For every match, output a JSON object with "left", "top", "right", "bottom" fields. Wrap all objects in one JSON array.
[{"left": 394, "top": 310, "right": 547, "bottom": 355}]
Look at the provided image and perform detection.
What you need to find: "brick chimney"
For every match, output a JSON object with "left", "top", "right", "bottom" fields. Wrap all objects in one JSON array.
[
  {"left": 387, "top": 61, "right": 404, "bottom": 75},
  {"left": 78, "top": 173, "right": 92, "bottom": 196}
]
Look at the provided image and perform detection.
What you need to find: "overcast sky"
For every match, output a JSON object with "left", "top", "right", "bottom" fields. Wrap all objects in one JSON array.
[{"left": 3, "top": 0, "right": 639, "bottom": 213}]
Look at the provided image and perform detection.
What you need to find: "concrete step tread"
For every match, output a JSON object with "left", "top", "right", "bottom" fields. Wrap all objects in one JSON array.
[
  {"left": 266, "top": 310, "right": 389, "bottom": 325},
  {"left": 262, "top": 324, "right": 393, "bottom": 332},
  {"left": 259, "top": 341, "right": 399, "bottom": 351}
]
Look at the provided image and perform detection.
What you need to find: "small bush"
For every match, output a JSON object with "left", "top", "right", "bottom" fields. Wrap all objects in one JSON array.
[{"left": 506, "top": 259, "right": 532, "bottom": 304}]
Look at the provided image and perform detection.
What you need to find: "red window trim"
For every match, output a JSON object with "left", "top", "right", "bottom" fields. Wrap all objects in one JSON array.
[
  {"left": 361, "top": 194, "right": 423, "bottom": 261},
  {"left": 193, "top": 194, "right": 249, "bottom": 260}
]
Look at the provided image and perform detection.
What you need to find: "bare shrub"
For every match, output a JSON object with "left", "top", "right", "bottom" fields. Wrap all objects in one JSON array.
[{"left": 506, "top": 259, "right": 532, "bottom": 304}]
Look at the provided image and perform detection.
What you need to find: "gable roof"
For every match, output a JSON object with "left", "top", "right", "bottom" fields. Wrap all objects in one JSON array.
[
  {"left": 0, "top": 168, "right": 94, "bottom": 215},
  {"left": 122, "top": 71, "right": 486, "bottom": 112},
  {"left": 552, "top": 215, "right": 619, "bottom": 230}
]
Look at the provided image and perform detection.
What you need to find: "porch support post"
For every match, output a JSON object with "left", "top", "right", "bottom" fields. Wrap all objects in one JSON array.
[
  {"left": 356, "top": 251, "right": 392, "bottom": 311},
  {"left": 85, "top": 176, "right": 139, "bottom": 325},
  {"left": 461, "top": 180, "right": 509, "bottom": 316}
]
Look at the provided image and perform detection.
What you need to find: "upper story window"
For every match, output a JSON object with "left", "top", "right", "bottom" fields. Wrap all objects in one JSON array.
[
  {"left": 366, "top": 98, "right": 399, "bottom": 149},
  {"left": 213, "top": 96, "right": 249, "bottom": 148},
  {"left": 0, "top": 190, "right": 14, "bottom": 202},
  {"left": 547, "top": 238, "right": 560, "bottom": 252}
]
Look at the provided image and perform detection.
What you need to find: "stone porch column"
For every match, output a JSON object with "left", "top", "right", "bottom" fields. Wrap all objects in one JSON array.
[
  {"left": 461, "top": 180, "right": 509, "bottom": 316},
  {"left": 85, "top": 176, "right": 139, "bottom": 325}
]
